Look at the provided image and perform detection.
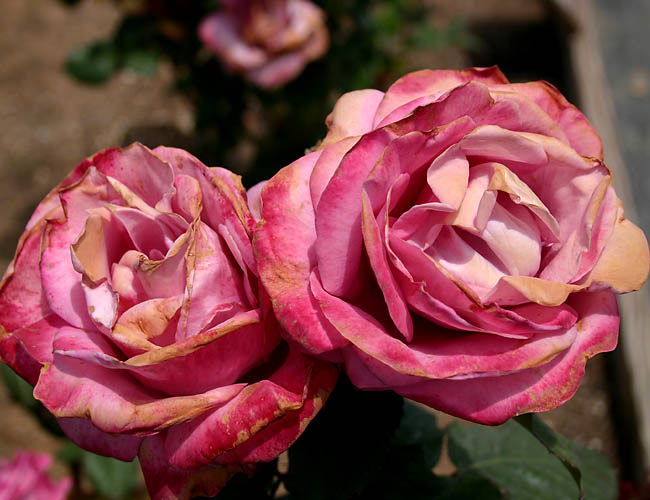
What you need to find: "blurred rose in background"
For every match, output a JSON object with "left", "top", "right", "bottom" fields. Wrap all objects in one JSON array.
[
  {"left": 199, "top": 0, "right": 329, "bottom": 89},
  {"left": 0, "top": 451, "right": 71, "bottom": 500}
]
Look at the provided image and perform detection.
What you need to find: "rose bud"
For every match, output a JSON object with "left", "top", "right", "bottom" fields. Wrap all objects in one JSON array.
[
  {"left": 0, "top": 143, "right": 337, "bottom": 499},
  {"left": 254, "top": 67, "right": 649, "bottom": 425}
]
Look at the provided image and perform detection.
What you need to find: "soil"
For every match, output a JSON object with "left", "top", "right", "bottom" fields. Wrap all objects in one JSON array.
[{"left": 0, "top": 0, "right": 624, "bottom": 495}]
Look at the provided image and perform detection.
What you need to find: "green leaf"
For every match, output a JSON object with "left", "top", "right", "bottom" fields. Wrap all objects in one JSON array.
[
  {"left": 447, "top": 418, "right": 617, "bottom": 500},
  {"left": 82, "top": 452, "right": 139, "bottom": 500},
  {"left": 1, "top": 364, "right": 63, "bottom": 436},
  {"left": 393, "top": 401, "right": 444, "bottom": 468},
  {"left": 357, "top": 443, "right": 444, "bottom": 500},
  {"left": 65, "top": 41, "right": 118, "bottom": 84},
  {"left": 284, "top": 377, "right": 403, "bottom": 500},
  {"left": 124, "top": 50, "right": 159, "bottom": 75},
  {"left": 436, "top": 471, "right": 504, "bottom": 500},
  {"left": 56, "top": 442, "right": 85, "bottom": 463},
  {"left": 355, "top": 402, "right": 445, "bottom": 499},
  {"left": 514, "top": 414, "right": 582, "bottom": 491}
]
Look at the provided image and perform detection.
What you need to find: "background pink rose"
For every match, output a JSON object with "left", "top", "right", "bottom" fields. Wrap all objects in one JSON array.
[
  {"left": 254, "top": 66, "right": 649, "bottom": 424},
  {"left": 0, "top": 143, "right": 337, "bottom": 499},
  {"left": 0, "top": 451, "right": 71, "bottom": 500},
  {"left": 198, "top": 0, "right": 329, "bottom": 89}
]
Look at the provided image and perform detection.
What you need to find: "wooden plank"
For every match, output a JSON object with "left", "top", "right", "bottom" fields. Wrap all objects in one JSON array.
[{"left": 564, "top": 0, "right": 650, "bottom": 479}]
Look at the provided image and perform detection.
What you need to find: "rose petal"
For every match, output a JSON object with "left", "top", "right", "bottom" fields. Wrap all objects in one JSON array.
[
  {"left": 321, "top": 89, "right": 385, "bottom": 146},
  {"left": 396, "top": 291, "right": 618, "bottom": 424},
  {"left": 35, "top": 327, "right": 246, "bottom": 434},
  {"left": 254, "top": 151, "right": 348, "bottom": 354},
  {"left": 361, "top": 190, "right": 413, "bottom": 340},
  {"left": 374, "top": 66, "right": 509, "bottom": 127}
]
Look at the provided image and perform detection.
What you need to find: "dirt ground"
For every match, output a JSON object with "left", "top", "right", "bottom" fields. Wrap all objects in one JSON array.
[{"left": 0, "top": 0, "right": 622, "bottom": 493}]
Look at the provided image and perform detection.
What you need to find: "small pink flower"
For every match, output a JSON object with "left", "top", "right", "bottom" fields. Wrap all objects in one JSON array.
[
  {"left": 199, "top": 0, "right": 329, "bottom": 89},
  {"left": 253, "top": 67, "right": 650, "bottom": 425},
  {"left": 0, "top": 451, "right": 71, "bottom": 500},
  {"left": 0, "top": 143, "right": 337, "bottom": 499}
]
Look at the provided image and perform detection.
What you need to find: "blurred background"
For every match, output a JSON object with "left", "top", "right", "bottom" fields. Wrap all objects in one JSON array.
[{"left": 1, "top": 0, "right": 649, "bottom": 498}]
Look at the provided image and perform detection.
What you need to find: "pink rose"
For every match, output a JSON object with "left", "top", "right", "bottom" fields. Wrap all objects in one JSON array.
[
  {"left": 0, "top": 144, "right": 337, "bottom": 499},
  {"left": 254, "top": 67, "right": 650, "bottom": 424},
  {"left": 0, "top": 451, "right": 71, "bottom": 500},
  {"left": 198, "top": 0, "right": 329, "bottom": 89}
]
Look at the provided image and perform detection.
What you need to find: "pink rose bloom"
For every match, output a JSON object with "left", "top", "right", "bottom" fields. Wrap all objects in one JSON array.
[
  {"left": 0, "top": 144, "right": 337, "bottom": 499},
  {"left": 0, "top": 451, "right": 71, "bottom": 500},
  {"left": 199, "top": 0, "right": 329, "bottom": 89},
  {"left": 254, "top": 67, "right": 650, "bottom": 424}
]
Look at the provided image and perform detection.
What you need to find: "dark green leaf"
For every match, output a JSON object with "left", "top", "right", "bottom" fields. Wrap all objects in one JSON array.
[
  {"left": 284, "top": 377, "right": 403, "bottom": 500},
  {"left": 124, "top": 50, "right": 159, "bottom": 75},
  {"left": 356, "top": 402, "right": 444, "bottom": 499},
  {"left": 392, "top": 401, "right": 444, "bottom": 468},
  {"left": 83, "top": 452, "right": 139, "bottom": 500},
  {"left": 436, "top": 471, "right": 504, "bottom": 500},
  {"left": 515, "top": 414, "right": 582, "bottom": 491},
  {"left": 65, "top": 42, "right": 118, "bottom": 84},
  {"left": 515, "top": 414, "right": 618, "bottom": 500},
  {"left": 357, "top": 443, "right": 444, "bottom": 500},
  {"left": 447, "top": 418, "right": 617, "bottom": 500},
  {"left": 56, "top": 442, "right": 85, "bottom": 463}
]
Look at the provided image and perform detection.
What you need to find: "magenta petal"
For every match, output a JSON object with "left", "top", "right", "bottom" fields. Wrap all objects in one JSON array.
[
  {"left": 313, "top": 275, "right": 578, "bottom": 382},
  {"left": 95, "top": 143, "right": 176, "bottom": 210},
  {"left": 157, "top": 348, "right": 337, "bottom": 469},
  {"left": 315, "top": 128, "right": 393, "bottom": 297},
  {"left": 58, "top": 418, "right": 142, "bottom": 461},
  {"left": 361, "top": 190, "right": 413, "bottom": 340},
  {"left": 396, "top": 290, "right": 619, "bottom": 424},
  {"left": 108, "top": 316, "right": 277, "bottom": 396},
  {"left": 254, "top": 152, "right": 348, "bottom": 354},
  {"left": 376, "top": 80, "right": 493, "bottom": 129},
  {"left": 198, "top": 13, "right": 267, "bottom": 71},
  {"left": 504, "top": 81, "right": 603, "bottom": 160},
  {"left": 247, "top": 51, "right": 307, "bottom": 90},
  {"left": 154, "top": 146, "right": 257, "bottom": 272},
  {"left": 176, "top": 222, "right": 247, "bottom": 340},
  {"left": 139, "top": 432, "right": 246, "bottom": 500},
  {"left": 310, "top": 137, "right": 358, "bottom": 208},
  {"left": 321, "top": 89, "right": 384, "bottom": 146},
  {"left": 0, "top": 220, "right": 53, "bottom": 333},
  {"left": 374, "top": 66, "right": 509, "bottom": 127},
  {"left": 34, "top": 326, "right": 245, "bottom": 434},
  {"left": 3, "top": 315, "right": 66, "bottom": 369},
  {"left": 0, "top": 451, "right": 72, "bottom": 500},
  {"left": 246, "top": 180, "right": 268, "bottom": 221},
  {"left": 40, "top": 220, "right": 96, "bottom": 331},
  {"left": 173, "top": 174, "right": 203, "bottom": 223}
]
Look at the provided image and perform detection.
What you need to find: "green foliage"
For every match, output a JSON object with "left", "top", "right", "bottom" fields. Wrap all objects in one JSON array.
[
  {"left": 448, "top": 416, "right": 618, "bottom": 500},
  {"left": 0, "top": 363, "right": 63, "bottom": 436},
  {"left": 356, "top": 402, "right": 445, "bottom": 500},
  {"left": 65, "top": 41, "right": 119, "bottom": 84},
  {"left": 58, "top": 442, "right": 140, "bottom": 500},
  {"left": 123, "top": 49, "right": 159, "bottom": 75},
  {"left": 284, "top": 378, "right": 404, "bottom": 500},
  {"left": 83, "top": 453, "right": 140, "bottom": 500}
]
